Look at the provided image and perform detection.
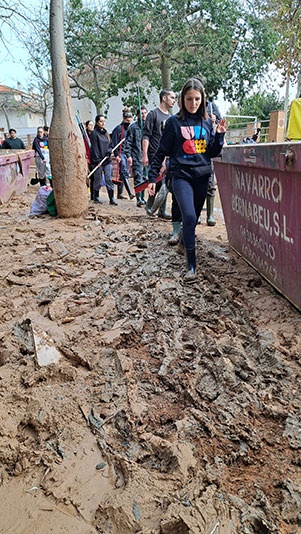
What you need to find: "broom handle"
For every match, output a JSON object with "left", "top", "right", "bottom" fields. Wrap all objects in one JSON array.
[{"left": 87, "top": 138, "right": 125, "bottom": 179}]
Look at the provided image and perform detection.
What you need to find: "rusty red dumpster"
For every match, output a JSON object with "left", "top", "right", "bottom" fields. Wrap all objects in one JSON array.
[
  {"left": 0, "top": 149, "right": 34, "bottom": 204},
  {"left": 214, "top": 142, "right": 301, "bottom": 311}
]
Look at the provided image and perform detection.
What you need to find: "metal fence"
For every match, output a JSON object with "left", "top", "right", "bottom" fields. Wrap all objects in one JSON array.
[{"left": 225, "top": 116, "right": 270, "bottom": 145}]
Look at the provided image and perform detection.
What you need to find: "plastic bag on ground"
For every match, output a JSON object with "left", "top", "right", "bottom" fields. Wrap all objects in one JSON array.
[{"left": 29, "top": 185, "right": 52, "bottom": 216}]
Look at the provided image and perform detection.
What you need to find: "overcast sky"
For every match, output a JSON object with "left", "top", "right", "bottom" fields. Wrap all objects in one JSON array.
[
  {"left": 0, "top": 38, "right": 30, "bottom": 89},
  {"left": 0, "top": 0, "right": 41, "bottom": 89}
]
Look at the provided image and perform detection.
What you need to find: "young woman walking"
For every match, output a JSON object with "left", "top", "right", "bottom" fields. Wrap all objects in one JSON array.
[{"left": 147, "top": 78, "right": 229, "bottom": 278}]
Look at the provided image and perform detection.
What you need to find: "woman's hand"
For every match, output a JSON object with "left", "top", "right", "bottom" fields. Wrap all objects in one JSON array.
[
  {"left": 147, "top": 182, "right": 156, "bottom": 196},
  {"left": 216, "top": 118, "right": 230, "bottom": 133}
]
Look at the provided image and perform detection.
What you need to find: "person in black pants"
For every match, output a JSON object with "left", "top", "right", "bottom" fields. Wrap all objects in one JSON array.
[
  {"left": 90, "top": 115, "right": 118, "bottom": 205},
  {"left": 124, "top": 106, "right": 148, "bottom": 207},
  {"left": 148, "top": 78, "right": 228, "bottom": 278},
  {"left": 111, "top": 109, "right": 135, "bottom": 200},
  {"left": 142, "top": 89, "right": 176, "bottom": 219}
]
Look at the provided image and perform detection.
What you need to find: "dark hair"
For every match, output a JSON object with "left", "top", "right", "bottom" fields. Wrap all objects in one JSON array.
[
  {"left": 122, "top": 107, "right": 132, "bottom": 119},
  {"left": 9, "top": 128, "right": 16, "bottom": 134},
  {"left": 195, "top": 76, "right": 205, "bottom": 87},
  {"left": 136, "top": 105, "right": 148, "bottom": 115},
  {"left": 95, "top": 114, "right": 105, "bottom": 123},
  {"left": 178, "top": 78, "right": 207, "bottom": 120},
  {"left": 43, "top": 126, "right": 49, "bottom": 132},
  {"left": 95, "top": 115, "right": 110, "bottom": 140},
  {"left": 85, "top": 120, "right": 93, "bottom": 127},
  {"left": 159, "top": 89, "right": 173, "bottom": 102}
]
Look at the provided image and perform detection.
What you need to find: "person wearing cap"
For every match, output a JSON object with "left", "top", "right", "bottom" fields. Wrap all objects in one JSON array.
[
  {"left": 111, "top": 109, "right": 135, "bottom": 200},
  {"left": 1, "top": 128, "right": 25, "bottom": 150}
]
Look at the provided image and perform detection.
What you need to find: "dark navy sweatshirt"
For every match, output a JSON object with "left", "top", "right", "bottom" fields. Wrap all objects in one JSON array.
[{"left": 148, "top": 112, "right": 225, "bottom": 182}]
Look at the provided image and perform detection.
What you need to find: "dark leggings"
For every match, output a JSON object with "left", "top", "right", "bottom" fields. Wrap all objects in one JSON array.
[
  {"left": 171, "top": 193, "right": 182, "bottom": 223},
  {"left": 172, "top": 175, "right": 210, "bottom": 250}
]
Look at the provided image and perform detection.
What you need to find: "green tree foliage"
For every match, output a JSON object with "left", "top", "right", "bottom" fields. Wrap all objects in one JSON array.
[
  {"left": 238, "top": 90, "right": 284, "bottom": 121},
  {"left": 1, "top": 0, "right": 279, "bottom": 116},
  {"left": 106, "top": 0, "right": 277, "bottom": 103},
  {"left": 64, "top": 0, "right": 115, "bottom": 111},
  {"left": 226, "top": 92, "right": 284, "bottom": 131},
  {"left": 225, "top": 103, "right": 243, "bottom": 129},
  {"left": 256, "top": 0, "right": 301, "bottom": 81}
]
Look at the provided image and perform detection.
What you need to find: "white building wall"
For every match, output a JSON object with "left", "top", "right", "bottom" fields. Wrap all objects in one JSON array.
[
  {"left": 0, "top": 85, "right": 167, "bottom": 143},
  {"left": 71, "top": 87, "right": 162, "bottom": 134},
  {"left": 0, "top": 109, "right": 44, "bottom": 133}
]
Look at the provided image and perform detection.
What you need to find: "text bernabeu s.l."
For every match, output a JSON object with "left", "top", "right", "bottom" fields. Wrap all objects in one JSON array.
[{"left": 231, "top": 169, "right": 294, "bottom": 283}]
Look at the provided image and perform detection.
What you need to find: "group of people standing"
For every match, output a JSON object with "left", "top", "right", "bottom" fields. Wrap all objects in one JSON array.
[
  {"left": 83, "top": 76, "right": 229, "bottom": 278},
  {"left": 83, "top": 107, "right": 149, "bottom": 207},
  {"left": 2, "top": 77, "right": 228, "bottom": 279}
]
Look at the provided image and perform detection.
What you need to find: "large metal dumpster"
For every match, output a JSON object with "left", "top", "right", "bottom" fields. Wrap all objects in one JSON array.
[
  {"left": 214, "top": 142, "right": 301, "bottom": 311},
  {"left": 0, "top": 149, "right": 34, "bottom": 204}
]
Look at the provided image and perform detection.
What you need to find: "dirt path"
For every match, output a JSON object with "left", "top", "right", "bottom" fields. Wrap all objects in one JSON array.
[{"left": 0, "top": 184, "right": 300, "bottom": 534}]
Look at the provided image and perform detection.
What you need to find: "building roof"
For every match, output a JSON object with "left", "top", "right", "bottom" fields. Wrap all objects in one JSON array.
[
  {"left": 0, "top": 84, "right": 26, "bottom": 95},
  {"left": 0, "top": 84, "right": 40, "bottom": 99},
  {"left": 0, "top": 84, "right": 42, "bottom": 113}
]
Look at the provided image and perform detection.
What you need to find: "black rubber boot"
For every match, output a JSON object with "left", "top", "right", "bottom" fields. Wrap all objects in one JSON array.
[
  {"left": 117, "top": 181, "right": 124, "bottom": 198},
  {"left": 136, "top": 192, "right": 143, "bottom": 207},
  {"left": 123, "top": 176, "right": 135, "bottom": 199},
  {"left": 145, "top": 194, "right": 155, "bottom": 215},
  {"left": 90, "top": 176, "right": 95, "bottom": 200},
  {"left": 30, "top": 172, "right": 40, "bottom": 186},
  {"left": 185, "top": 248, "right": 196, "bottom": 278},
  {"left": 207, "top": 195, "right": 216, "bottom": 226},
  {"left": 158, "top": 196, "right": 171, "bottom": 220},
  {"left": 108, "top": 189, "right": 118, "bottom": 205},
  {"left": 94, "top": 189, "right": 103, "bottom": 204}
]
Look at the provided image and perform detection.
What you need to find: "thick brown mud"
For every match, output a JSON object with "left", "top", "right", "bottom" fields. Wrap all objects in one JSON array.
[{"left": 0, "top": 184, "right": 300, "bottom": 533}]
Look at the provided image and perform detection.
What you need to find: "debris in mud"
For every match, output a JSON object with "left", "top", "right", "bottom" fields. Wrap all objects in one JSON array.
[
  {"left": 0, "top": 187, "right": 300, "bottom": 533},
  {"left": 32, "top": 326, "right": 62, "bottom": 366}
]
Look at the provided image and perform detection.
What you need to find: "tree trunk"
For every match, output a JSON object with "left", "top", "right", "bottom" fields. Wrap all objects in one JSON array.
[
  {"left": 297, "top": 72, "right": 301, "bottom": 98},
  {"left": 1, "top": 105, "right": 10, "bottom": 131},
  {"left": 49, "top": 0, "right": 88, "bottom": 218},
  {"left": 160, "top": 55, "right": 171, "bottom": 90}
]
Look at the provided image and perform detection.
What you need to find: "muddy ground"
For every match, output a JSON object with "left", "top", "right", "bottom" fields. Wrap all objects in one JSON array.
[{"left": 0, "top": 179, "right": 300, "bottom": 534}]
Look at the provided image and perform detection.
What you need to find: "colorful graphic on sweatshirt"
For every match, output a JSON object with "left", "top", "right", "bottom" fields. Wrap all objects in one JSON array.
[{"left": 181, "top": 125, "right": 207, "bottom": 154}]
